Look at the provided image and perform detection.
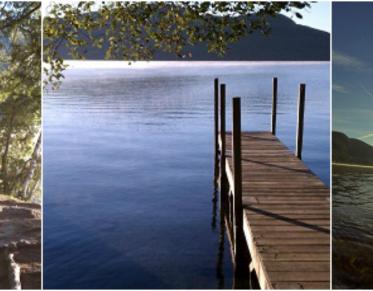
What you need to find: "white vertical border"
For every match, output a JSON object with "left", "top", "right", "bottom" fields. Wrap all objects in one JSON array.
[
  {"left": 40, "top": 0, "right": 44, "bottom": 288},
  {"left": 329, "top": 0, "right": 333, "bottom": 289}
]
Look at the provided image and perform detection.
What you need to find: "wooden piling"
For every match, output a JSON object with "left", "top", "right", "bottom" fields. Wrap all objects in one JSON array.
[
  {"left": 232, "top": 97, "right": 243, "bottom": 256},
  {"left": 220, "top": 84, "right": 226, "bottom": 190},
  {"left": 214, "top": 78, "right": 219, "bottom": 159},
  {"left": 296, "top": 84, "right": 306, "bottom": 159},
  {"left": 271, "top": 77, "right": 278, "bottom": 135}
]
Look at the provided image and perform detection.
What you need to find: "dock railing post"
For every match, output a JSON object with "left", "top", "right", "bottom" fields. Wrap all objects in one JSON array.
[
  {"left": 220, "top": 84, "right": 226, "bottom": 191},
  {"left": 214, "top": 78, "right": 219, "bottom": 159},
  {"left": 232, "top": 97, "right": 243, "bottom": 261},
  {"left": 271, "top": 77, "right": 278, "bottom": 135},
  {"left": 296, "top": 84, "right": 306, "bottom": 159}
]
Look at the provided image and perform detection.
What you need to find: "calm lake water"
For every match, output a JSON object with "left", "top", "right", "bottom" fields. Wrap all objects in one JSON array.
[
  {"left": 333, "top": 166, "right": 373, "bottom": 289},
  {"left": 43, "top": 61, "right": 330, "bottom": 289}
]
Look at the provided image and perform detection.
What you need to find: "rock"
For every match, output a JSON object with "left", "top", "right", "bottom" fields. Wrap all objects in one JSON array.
[{"left": 0, "top": 199, "right": 40, "bottom": 289}]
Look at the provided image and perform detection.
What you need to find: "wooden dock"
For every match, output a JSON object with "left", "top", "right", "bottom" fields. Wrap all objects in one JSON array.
[{"left": 214, "top": 79, "right": 330, "bottom": 289}]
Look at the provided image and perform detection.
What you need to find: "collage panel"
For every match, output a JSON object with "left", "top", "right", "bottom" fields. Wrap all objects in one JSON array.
[
  {"left": 43, "top": 1, "right": 330, "bottom": 290},
  {"left": 8, "top": 0, "right": 373, "bottom": 290},
  {"left": 0, "top": 1, "right": 41, "bottom": 289},
  {"left": 332, "top": 2, "right": 373, "bottom": 289}
]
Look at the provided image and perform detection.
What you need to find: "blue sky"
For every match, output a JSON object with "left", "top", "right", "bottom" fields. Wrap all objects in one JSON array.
[
  {"left": 282, "top": 2, "right": 331, "bottom": 32},
  {"left": 333, "top": 2, "right": 373, "bottom": 144}
]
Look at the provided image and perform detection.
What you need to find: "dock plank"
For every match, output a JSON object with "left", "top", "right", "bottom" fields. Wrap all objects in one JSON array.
[{"left": 221, "top": 131, "right": 330, "bottom": 290}]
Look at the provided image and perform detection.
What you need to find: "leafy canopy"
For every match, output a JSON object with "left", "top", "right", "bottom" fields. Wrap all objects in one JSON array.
[
  {"left": 44, "top": 1, "right": 309, "bottom": 86},
  {"left": 0, "top": 2, "right": 41, "bottom": 200}
]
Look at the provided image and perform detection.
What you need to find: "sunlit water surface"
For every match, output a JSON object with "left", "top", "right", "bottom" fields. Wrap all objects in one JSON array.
[
  {"left": 44, "top": 61, "right": 330, "bottom": 289},
  {"left": 333, "top": 166, "right": 373, "bottom": 289}
]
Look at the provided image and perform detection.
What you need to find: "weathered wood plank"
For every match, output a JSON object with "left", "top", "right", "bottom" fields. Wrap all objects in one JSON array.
[
  {"left": 272, "top": 282, "right": 330, "bottom": 289},
  {"left": 244, "top": 198, "right": 329, "bottom": 205},
  {"left": 246, "top": 205, "right": 330, "bottom": 211},
  {"left": 221, "top": 131, "right": 330, "bottom": 289},
  {"left": 242, "top": 188, "right": 328, "bottom": 194},
  {"left": 255, "top": 238, "right": 330, "bottom": 245},
  {"left": 247, "top": 209, "right": 330, "bottom": 215},
  {"left": 258, "top": 245, "right": 330, "bottom": 253},
  {"left": 249, "top": 220, "right": 330, "bottom": 227},
  {"left": 268, "top": 271, "right": 330, "bottom": 282},
  {"left": 248, "top": 214, "right": 330, "bottom": 220},
  {"left": 261, "top": 253, "right": 330, "bottom": 262},
  {"left": 265, "top": 261, "right": 330, "bottom": 272},
  {"left": 250, "top": 225, "right": 329, "bottom": 232}
]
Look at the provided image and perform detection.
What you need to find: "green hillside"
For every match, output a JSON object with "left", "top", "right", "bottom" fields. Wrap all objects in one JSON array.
[{"left": 333, "top": 131, "right": 373, "bottom": 165}]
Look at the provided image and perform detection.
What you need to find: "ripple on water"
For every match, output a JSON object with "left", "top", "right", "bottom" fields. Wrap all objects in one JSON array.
[{"left": 333, "top": 167, "right": 373, "bottom": 289}]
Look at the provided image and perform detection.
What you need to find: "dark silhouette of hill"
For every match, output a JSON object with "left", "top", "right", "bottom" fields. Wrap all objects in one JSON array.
[
  {"left": 333, "top": 131, "right": 373, "bottom": 165},
  {"left": 55, "top": 14, "right": 330, "bottom": 61}
]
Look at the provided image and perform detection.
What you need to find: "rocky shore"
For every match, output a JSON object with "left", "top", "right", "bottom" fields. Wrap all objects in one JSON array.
[{"left": 0, "top": 198, "right": 41, "bottom": 289}]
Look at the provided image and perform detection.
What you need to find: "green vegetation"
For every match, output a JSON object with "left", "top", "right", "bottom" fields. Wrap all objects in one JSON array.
[
  {"left": 44, "top": 1, "right": 309, "bottom": 87},
  {"left": 0, "top": 2, "right": 41, "bottom": 200}
]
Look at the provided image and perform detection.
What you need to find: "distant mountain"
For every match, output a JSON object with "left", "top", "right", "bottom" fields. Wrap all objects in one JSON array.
[
  {"left": 55, "top": 14, "right": 330, "bottom": 61},
  {"left": 333, "top": 131, "right": 373, "bottom": 165}
]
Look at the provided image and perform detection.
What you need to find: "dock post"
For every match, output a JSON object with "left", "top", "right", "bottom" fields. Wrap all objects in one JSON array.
[
  {"left": 271, "top": 77, "right": 278, "bottom": 135},
  {"left": 214, "top": 78, "right": 220, "bottom": 184},
  {"left": 232, "top": 97, "right": 244, "bottom": 268},
  {"left": 214, "top": 78, "right": 219, "bottom": 159},
  {"left": 220, "top": 84, "right": 226, "bottom": 191},
  {"left": 296, "top": 84, "right": 306, "bottom": 159}
]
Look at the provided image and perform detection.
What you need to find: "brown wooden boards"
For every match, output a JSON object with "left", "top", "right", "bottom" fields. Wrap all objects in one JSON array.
[{"left": 221, "top": 131, "right": 330, "bottom": 290}]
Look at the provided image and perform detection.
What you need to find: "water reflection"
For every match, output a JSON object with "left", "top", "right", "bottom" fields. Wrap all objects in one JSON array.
[
  {"left": 211, "top": 165, "right": 219, "bottom": 230},
  {"left": 333, "top": 165, "right": 373, "bottom": 289},
  {"left": 44, "top": 62, "right": 329, "bottom": 288},
  {"left": 212, "top": 155, "right": 257, "bottom": 289},
  {"left": 216, "top": 197, "right": 226, "bottom": 289}
]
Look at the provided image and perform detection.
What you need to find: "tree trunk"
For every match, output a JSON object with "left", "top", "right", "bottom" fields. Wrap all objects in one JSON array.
[
  {"left": 1, "top": 107, "right": 16, "bottom": 194},
  {"left": 19, "top": 132, "right": 41, "bottom": 199}
]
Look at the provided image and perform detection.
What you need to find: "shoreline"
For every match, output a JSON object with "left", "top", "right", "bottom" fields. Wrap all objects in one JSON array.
[
  {"left": 333, "top": 162, "right": 373, "bottom": 169},
  {"left": 43, "top": 60, "right": 330, "bottom": 70}
]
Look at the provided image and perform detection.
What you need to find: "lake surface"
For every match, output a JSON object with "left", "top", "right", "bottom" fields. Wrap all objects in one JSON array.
[
  {"left": 43, "top": 61, "right": 330, "bottom": 289},
  {"left": 333, "top": 166, "right": 373, "bottom": 289}
]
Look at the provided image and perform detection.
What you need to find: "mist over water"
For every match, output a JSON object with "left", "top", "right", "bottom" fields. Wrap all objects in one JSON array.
[{"left": 43, "top": 62, "right": 329, "bottom": 289}]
